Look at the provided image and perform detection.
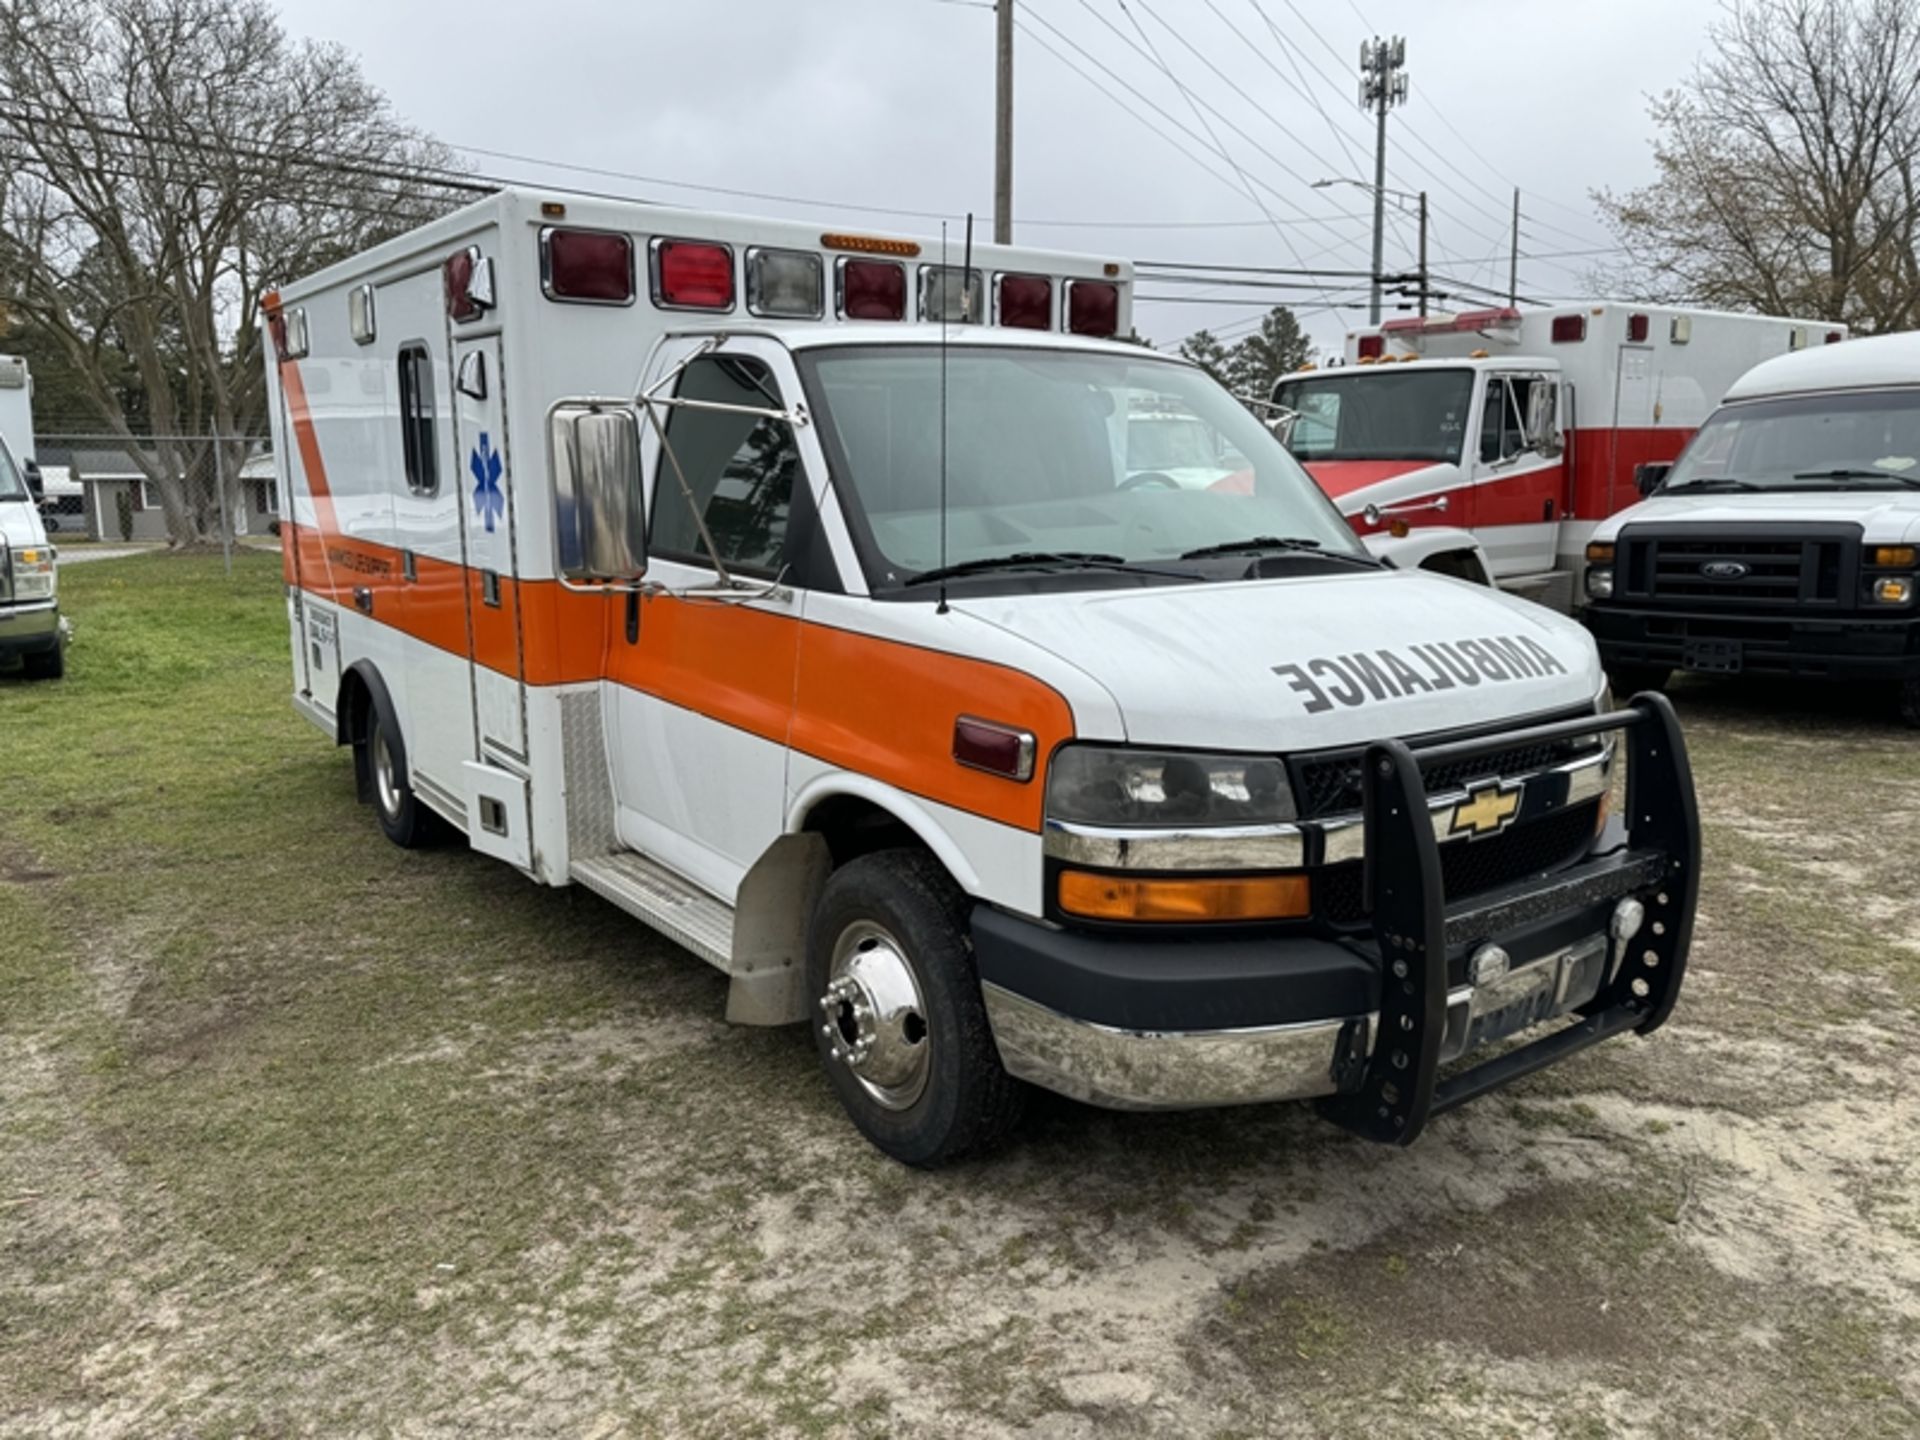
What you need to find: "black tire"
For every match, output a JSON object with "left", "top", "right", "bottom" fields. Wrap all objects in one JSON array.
[
  {"left": 365, "top": 702, "right": 433, "bottom": 848},
  {"left": 1899, "top": 678, "right": 1920, "bottom": 730},
  {"left": 1605, "top": 664, "right": 1670, "bottom": 699},
  {"left": 22, "top": 643, "right": 64, "bottom": 681},
  {"left": 807, "top": 848, "right": 1026, "bottom": 1166}
]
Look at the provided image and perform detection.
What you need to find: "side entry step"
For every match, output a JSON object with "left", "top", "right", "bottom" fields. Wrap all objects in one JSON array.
[{"left": 571, "top": 852, "right": 735, "bottom": 972}]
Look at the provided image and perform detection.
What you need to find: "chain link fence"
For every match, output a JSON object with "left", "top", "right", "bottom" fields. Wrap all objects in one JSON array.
[{"left": 34, "top": 434, "right": 277, "bottom": 558}]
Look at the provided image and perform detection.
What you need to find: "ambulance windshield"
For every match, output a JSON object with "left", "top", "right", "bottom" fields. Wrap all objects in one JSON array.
[
  {"left": 1272, "top": 368, "right": 1473, "bottom": 464},
  {"left": 803, "top": 346, "right": 1365, "bottom": 586},
  {"left": 1666, "top": 388, "right": 1920, "bottom": 491}
]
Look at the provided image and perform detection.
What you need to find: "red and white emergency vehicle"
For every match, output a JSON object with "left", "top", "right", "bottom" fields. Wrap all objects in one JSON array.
[
  {"left": 263, "top": 189, "right": 1700, "bottom": 1165},
  {"left": 1272, "top": 304, "right": 1845, "bottom": 608}
]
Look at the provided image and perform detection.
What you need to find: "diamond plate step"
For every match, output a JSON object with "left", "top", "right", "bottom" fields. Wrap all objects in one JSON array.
[{"left": 570, "top": 852, "right": 735, "bottom": 972}]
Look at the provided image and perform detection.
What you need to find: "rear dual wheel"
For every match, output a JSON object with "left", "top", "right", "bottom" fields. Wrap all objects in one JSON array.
[
  {"left": 366, "top": 704, "right": 434, "bottom": 848},
  {"left": 808, "top": 849, "right": 1025, "bottom": 1166}
]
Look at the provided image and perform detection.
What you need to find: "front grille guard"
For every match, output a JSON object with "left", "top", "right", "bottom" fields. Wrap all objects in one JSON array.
[{"left": 1318, "top": 692, "right": 1699, "bottom": 1145}]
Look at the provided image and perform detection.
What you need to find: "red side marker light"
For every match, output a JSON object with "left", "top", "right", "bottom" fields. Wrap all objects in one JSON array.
[
  {"left": 1066, "top": 279, "right": 1119, "bottom": 337},
  {"left": 543, "top": 227, "right": 634, "bottom": 304},
  {"left": 838, "top": 258, "right": 906, "bottom": 320},
  {"left": 953, "top": 716, "right": 1036, "bottom": 782},
  {"left": 997, "top": 273, "right": 1052, "bottom": 330},
  {"left": 653, "top": 239, "right": 734, "bottom": 310}
]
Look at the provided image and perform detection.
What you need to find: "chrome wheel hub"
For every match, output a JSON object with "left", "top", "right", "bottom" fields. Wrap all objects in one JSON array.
[
  {"left": 818, "top": 920, "right": 930, "bottom": 1111},
  {"left": 372, "top": 728, "right": 402, "bottom": 819}
]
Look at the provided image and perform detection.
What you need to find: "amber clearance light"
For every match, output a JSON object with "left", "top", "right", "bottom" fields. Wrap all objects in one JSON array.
[{"left": 1058, "top": 871, "right": 1311, "bottom": 923}]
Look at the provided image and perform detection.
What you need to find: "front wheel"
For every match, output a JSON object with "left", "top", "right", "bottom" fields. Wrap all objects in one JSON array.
[
  {"left": 807, "top": 849, "right": 1026, "bottom": 1166},
  {"left": 22, "top": 643, "right": 64, "bottom": 681}
]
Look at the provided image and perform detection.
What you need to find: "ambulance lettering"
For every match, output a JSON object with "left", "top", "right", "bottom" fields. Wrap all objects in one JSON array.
[{"left": 1273, "top": 634, "right": 1567, "bottom": 713}]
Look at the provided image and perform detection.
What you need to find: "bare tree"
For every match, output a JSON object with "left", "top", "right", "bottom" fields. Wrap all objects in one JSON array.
[
  {"left": 1594, "top": 0, "right": 1920, "bottom": 333},
  {"left": 0, "top": 0, "right": 472, "bottom": 545}
]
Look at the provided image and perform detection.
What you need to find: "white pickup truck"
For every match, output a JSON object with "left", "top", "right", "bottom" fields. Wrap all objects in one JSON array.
[{"left": 1583, "top": 332, "right": 1920, "bottom": 726}]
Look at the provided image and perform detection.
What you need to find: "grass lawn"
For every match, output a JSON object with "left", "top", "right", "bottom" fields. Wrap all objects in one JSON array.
[{"left": 2, "top": 553, "right": 1917, "bottom": 1438}]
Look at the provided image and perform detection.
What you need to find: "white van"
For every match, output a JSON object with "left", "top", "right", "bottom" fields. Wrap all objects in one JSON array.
[
  {"left": 1584, "top": 331, "right": 1920, "bottom": 725},
  {"left": 265, "top": 189, "right": 1701, "bottom": 1163}
]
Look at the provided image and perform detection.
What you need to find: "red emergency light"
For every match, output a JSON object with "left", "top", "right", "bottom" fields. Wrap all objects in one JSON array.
[
  {"left": 997, "top": 273, "right": 1052, "bottom": 330},
  {"left": 542, "top": 227, "right": 634, "bottom": 304},
  {"left": 1826, "top": 330, "right": 1845, "bottom": 344},
  {"left": 838, "top": 258, "right": 906, "bottom": 320},
  {"left": 652, "top": 239, "right": 734, "bottom": 311},
  {"left": 952, "top": 716, "right": 1035, "bottom": 781},
  {"left": 1355, "top": 334, "right": 1386, "bottom": 359},
  {"left": 1627, "top": 313, "right": 1650, "bottom": 342},
  {"left": 1066, "top": 279, "right": 1119, "bottom": 337},
  {"left": 444, "top": 246, "right": 482, "bottom": 322},
  {"left": 1551, "top": 314, "right": 1587, "bottom": 343}
]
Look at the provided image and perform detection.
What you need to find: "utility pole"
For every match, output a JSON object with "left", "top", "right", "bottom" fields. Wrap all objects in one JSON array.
[
  {"left": 1508, "top": 188, "right": 1520, "bottom": 306},
  {"left": 994, "top": 0, "right": 1013, "bottom": 245},
  {"left": 1358, "top": 36, "right": 1407, "bottom": 325},
  {"left": 1417, "top": 190, "right": 1429, "bottom": 317}
]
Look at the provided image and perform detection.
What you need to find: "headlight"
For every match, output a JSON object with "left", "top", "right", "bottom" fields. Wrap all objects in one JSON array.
[
  {"left": 1046, "top": 745, "right": 1297, "bottom": 829},
  {"left": 1586, "top": 567, "right": 1614, "bottom": 600},
  {"left": 9, "top": 546, "right": 55, "bottom": 601}
]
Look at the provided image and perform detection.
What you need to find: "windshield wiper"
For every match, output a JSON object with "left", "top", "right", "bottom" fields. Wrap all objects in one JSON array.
[
  {"left": 1666, "top": 477, "right": 1763, "bottom": 492},
  {"left": 904, "top": 550, "right": 1191, "bottom": 586},
  {"left": 1790, "top": 468, "right": 1920, "bottom": 488},
  {"left": 1177, "top": 535, "right": 1380, "bottom": 567}
]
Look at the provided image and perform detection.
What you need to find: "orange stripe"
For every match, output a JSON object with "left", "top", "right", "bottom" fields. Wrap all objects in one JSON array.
[{"left": 284, "top": 525, "right": 1072, "bottom": 830}]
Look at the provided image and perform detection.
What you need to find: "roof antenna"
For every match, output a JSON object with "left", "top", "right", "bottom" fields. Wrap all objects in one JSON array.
[{"left": 937, "top": 219, "right": 952, "bottom": 615}]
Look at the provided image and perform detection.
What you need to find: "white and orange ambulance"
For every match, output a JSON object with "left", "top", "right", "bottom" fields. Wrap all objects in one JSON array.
[
  {"left": 263, "top": 189, "right": 1700, "bottom": 1164},
  {"left": 1273, "top": 304, "right": 1842, "bottom": 610}
]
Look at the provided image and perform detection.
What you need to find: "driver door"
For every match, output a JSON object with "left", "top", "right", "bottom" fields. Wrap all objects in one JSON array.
[
  {"left": 605, "top": 338, "right": 814, "bottom": 901},
  {"left": 1469, "top": 372, "right": 1563, "bottom": 577}
]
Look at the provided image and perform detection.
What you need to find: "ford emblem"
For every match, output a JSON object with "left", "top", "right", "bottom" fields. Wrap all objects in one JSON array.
[{"left": 1700, "top": 560, "right": 1749, "bottom": 580}]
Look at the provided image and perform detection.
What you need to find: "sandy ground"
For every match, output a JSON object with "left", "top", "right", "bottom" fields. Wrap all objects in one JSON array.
[{"left": 3, "top": 564, "right": 1916, "bottom": 1439}]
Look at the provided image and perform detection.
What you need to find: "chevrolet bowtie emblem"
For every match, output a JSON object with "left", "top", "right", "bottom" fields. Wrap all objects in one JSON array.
[{"left": 1449, "top": 780, "right": 1522, "bottom": 839}]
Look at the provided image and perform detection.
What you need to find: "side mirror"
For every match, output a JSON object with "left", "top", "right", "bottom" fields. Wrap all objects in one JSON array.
[
  {"left": 1268, "top": 411, "right": 1297, "bottom": 448},
  {"left": 21, "top": 458, "right": 43, "bottom": 501},
  {"left": 550, "top": 402, "right": 647, "bottom": 582},
  {"left": 1525, "top": 383, "right": 1562, "bottom": 457},
  {"left": 1634, "top": 461, "right": 1671, "bottom": 497}
]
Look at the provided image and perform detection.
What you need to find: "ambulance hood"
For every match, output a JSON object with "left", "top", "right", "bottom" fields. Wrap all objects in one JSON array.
[
  {"left": 1595, "top": 487, "right": 1920, "bottom": 546},
  {"left": 1303, "top": 458, "right": 1460, "bottom": 514},
  {"left": 952, "top": 568, "right": 1602, "bottom": 751},
  {"left": 0, "top": 495, "right": 47, "bottom": 551}
]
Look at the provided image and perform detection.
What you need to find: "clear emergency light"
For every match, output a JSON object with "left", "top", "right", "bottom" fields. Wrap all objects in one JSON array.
[
  {"left": 651, "top": 238, "right": 735, "bottom": 311},
  {"left": 996, "top": 273, "right": 1052, "bottom": 330},
  {"left": 542, "top": 227, "right": 635, "bottom": 305},
  {"left": 443, "top": 246, "right": 494, "bottom": 323},
  {"left": 920, "top": 265, "right": 983, "bottom": 323},
  {"left": 837, "top": 257, "right": 906, "bottom": 321},
  {"left": 746, "top": 248, "right": 825, "bottom": 319},
  {"left": 1066, "top": 279, "right": 1120, "bottom": 338}
]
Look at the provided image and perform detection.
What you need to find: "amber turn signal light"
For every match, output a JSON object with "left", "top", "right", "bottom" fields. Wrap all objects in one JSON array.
[
  {"left": 1057, "top": 871, "right": 1311, "bottom": 923},
  {"left": 1870, "top": 545, "right": 1916, "bottom": 567},
  {"left": 1586, "top": 542, "right": 1615, "bottom": 563}
]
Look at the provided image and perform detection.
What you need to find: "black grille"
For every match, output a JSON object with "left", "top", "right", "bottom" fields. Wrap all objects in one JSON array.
[
  {"left": 1294, "top": 728, "right": 1599, "bottom": 820},
  {"left": 1617, "top": 525, "right": 1860, "bottom": 610},
  {"left": 1318, "top": 799, "right": 1602, "bottom": 927}
]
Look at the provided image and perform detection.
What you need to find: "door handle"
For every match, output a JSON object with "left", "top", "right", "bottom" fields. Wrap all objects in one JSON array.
[{"left": 353, "top": 586, "right": 374, "bottom": 615}]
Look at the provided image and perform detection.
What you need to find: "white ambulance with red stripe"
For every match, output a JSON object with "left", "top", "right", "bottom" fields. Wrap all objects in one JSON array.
[
  {"left": 263, "top": 189, "right": 1701, "bottom": 1165},
  {"left": 1272, "top": 304, "right": 1843, "bottom": 609}
]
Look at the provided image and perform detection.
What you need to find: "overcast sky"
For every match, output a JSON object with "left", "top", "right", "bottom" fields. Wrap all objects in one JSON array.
[{"left": 270, "top": 0, "right": 1721, "bottom": 356}]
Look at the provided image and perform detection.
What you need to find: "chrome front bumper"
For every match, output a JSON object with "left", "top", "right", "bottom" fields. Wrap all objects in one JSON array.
[
  {"left": 0, "top": 600, "right": 60, "bottom": 655},
  {"left": 982, "top": 928, "right": 1619, "bottom": 1112}
]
